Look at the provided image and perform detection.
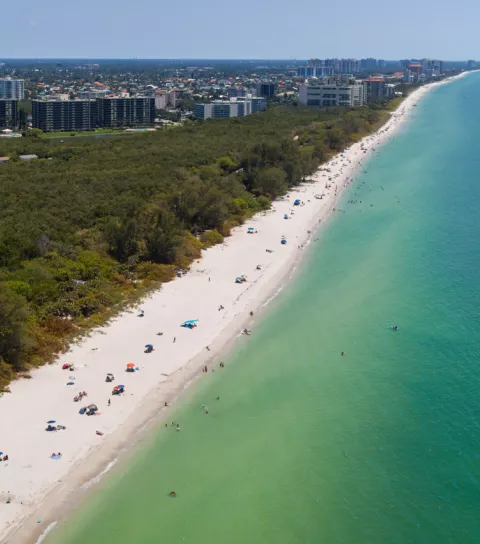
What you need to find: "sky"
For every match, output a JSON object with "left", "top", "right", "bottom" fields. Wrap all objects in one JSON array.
[{"left": 2, "top": 0, "right": 478, "bottom": 60}]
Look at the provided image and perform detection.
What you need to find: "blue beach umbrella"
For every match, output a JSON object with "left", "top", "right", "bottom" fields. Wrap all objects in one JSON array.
[
  {"left": 0, "top": 452, "right": 3, "bottom": 456},
  {"left": 145, "top": 344, "right": 153, "bottom": 349},
  {"left": 47, "top": 420, "right": 56, "bottom": 424}
]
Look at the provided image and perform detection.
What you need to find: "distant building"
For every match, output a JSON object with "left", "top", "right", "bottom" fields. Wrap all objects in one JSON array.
[
  {"left": 250, "top": 97, "right": 268, "bottom": 113},
  {"left": 194, "top": 96, "right": 267, "bottom": 120},
  {"left": 402, "top": 69, "right": 413, "bottom": 83},
  {"left": 421, "top": 59, "right": 444, "bottom": 77},
  {"left": 299, "top": 77, "right": 366, "bottom": 107},
  {"left": 19, "top": 154, "right": 39, "bottom": 161},
  {"left": 0, "top": 79, "right": 25, "bottom": 100},
  {"left": 0, "top": 156, "right": 9, "bottom": 164},
  {"left": 155, "top": 93, "right": 169, "bottom": 109},
  {"left": 32, "top": 99, "right": 98, "bottom": 132},
  {"left": 96, "top": 97, "right": 155, "bottom": 128},
  {"left": 300, "top": 58, "right": 359, "bottom": 75},
  {"left": 256, "top": 83, "right": 275, "bottom": 99},
  {"left": 227, "top": 87, "right": 247, "bottom": 98},
  {"left": 467, "top": 59, "right": 476, "bottom": 69},
  {"left": 360, "top": 58, "right": 378, "bottom": 72},
  {"left": 154, "top": 90, "right": 178, "bottom": 109},
  {"left": 298, "top": 66, "right": 334, "bottom": 78},
  {"left": 407, "top": 63, "right": 423, "bottom": 77},
  {"left": 0, "top": 99, "right": 18, "bottom": 128},
  {"left": 338, "top": 59, "right": 360, "bottom": 74},
  {"left": 364, "top": 78, "right": 387, "bottom": 101}
]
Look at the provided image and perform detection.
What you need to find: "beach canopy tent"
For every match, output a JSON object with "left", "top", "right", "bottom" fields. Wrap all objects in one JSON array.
[
  {"left": 247, "top": 227, "right": 256, "bottom": 233},
  {"left": 294, "top": 199, "right": 301, "bottom": 206},
  {"left": 182, "top": 320, "right": 198, "bottom": 329}
]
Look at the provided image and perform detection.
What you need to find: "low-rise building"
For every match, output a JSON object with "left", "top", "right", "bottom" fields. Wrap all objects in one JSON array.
[{"left": 194, "top": 96, "right": 267, "bottom": 120}]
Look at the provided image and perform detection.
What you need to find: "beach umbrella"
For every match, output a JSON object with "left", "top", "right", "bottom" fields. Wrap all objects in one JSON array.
[
  {"left": 126, "top": 363, "right": 135, "bottom": 368},
  {"left": 47, "top": 420, "right": 56, "bottom": 424},
  {"left": 145, "top": 344, "right": 153, "bottom": 349},
  {"left": 0, "top": 452, "right": 3, "bottom": 456}
]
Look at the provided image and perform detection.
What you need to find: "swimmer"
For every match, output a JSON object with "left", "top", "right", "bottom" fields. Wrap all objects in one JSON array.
[{"left": 341, "top": 352, "right": 345, "bottom": 356}]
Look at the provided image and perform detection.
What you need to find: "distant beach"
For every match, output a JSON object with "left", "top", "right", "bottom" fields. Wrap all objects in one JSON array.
[{"left": 0, "top": 71, "right": 469, "bottom": 544}]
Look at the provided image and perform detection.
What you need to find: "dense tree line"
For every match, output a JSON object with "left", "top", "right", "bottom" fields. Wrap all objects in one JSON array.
[{"left": 0, "top": 103, "right": 391, "bottom": 389}]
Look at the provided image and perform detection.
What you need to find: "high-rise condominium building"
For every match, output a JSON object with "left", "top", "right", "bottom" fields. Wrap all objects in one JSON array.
[
  {"left": 97, "top": 97, "right": 155, "bottom": 128},
  {"left": 0, "top": 79, "right": 25, "bottom": 99},
  {"left": 299, "top": 76, "right": 366, "bottom": 107},
  {"left": 0, "top": 99, "right": 18, "bottom": 128},
  {"left": 32, "top": 100, "right": 98, "bottom": 132}
]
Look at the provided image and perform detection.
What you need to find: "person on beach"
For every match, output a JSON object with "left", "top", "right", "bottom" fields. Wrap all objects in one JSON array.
[
  {"left": 206, "top": 346, "right": 210, "bottom": 352},
  {"left": 108, "top": 399, "right": 111, "bottom": 406},
  {"left": 173, "top": 337, "right": 176, "bottom": 343}
]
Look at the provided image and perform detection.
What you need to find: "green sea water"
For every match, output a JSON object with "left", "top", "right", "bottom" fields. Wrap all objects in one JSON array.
[{"left": 48, "top": 74, "right": 480, "bottom": 544}]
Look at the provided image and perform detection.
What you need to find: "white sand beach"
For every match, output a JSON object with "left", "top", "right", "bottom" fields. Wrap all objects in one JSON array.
[{"left": 0, "top": 72, "right": 468, "bottom": 544}]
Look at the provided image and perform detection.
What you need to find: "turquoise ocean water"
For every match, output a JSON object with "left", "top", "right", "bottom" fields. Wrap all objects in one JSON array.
[{"left": 48, "top": 74, "right": 480, "bottom": 544}]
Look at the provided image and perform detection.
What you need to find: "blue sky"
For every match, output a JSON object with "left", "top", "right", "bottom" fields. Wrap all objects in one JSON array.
[{"left": 2, "top": 0, "right": 478, "bottom": 59}]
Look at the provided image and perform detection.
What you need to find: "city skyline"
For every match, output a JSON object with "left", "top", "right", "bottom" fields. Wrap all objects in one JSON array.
[{"left": 2, "top": 0, "right": 479, "bottom": 59}]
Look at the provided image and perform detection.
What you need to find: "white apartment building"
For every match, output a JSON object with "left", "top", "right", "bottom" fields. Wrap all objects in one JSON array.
[
  {"left": 155, "top": 89, "right": 179, "bottom": 110},
  {"left": 299, "top": 78, "right": 366, "bottom": 107},
  {"left": 0, "top": 78, "right": 25, "bottom": 100}
]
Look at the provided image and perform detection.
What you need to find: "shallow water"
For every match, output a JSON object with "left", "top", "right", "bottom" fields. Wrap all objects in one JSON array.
[{"left": 48, "top": 74, "right": 480, "bottom": 544}]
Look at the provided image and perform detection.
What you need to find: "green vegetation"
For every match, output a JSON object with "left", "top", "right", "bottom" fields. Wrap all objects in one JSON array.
[
  {"left": 0, "top": 102, "right": 396, "bottom": 389},
  {"left": 40, "top": 127, "right": 128, "bottom": 138}
]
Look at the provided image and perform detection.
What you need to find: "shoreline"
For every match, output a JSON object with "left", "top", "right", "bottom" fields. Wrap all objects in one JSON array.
[{"left": 0, "top": 72, "right": 469, "bottom": 544}]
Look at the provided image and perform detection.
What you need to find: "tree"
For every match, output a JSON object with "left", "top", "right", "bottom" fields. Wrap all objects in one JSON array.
[
  {"left": 0, "top": 283, "right": 33, "bottom": 371},
  {"left": 24, "top": 128, "right": 44, "bottom": 138},
  {"left": 252, "top": 167, "right": 287, "bottom": 197}
]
